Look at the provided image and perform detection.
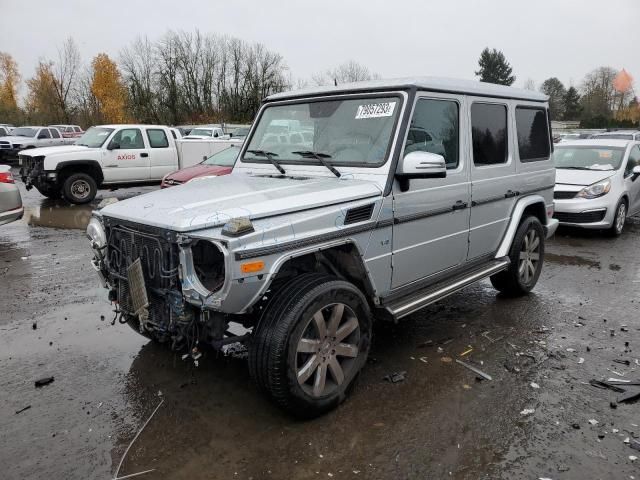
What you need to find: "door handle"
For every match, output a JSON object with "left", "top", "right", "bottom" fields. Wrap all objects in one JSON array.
[
  {"left": 140, "top": 152, "right": 149, "bottom": 158},
  {"left": 505, "top": 190, "right": 519, "bottom": 198},
  {"left": 452, "top": 200, "right": 468, "bottom": 211}
]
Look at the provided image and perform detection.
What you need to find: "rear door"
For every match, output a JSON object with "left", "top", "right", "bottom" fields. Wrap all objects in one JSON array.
[
  {"left": 391, "top": 93, "right": 470, "bottom": 289},
  {"left": 624, "top": 145, "right": 640, "bottom": 215},
  {"left": 145, "top": 128, "right": 178, "bottom": 180},
  {"left": 101, "top": 128, "right": 150, "bottom": 182},
  {"left": 467, "top": 100, "right": 517, "bottom": 260},
  {"left": 49, "top": 127, "right": 64, "bottom": 145},
  {"left": 36, "top": 128, "right": 53, "bottom": 147}
]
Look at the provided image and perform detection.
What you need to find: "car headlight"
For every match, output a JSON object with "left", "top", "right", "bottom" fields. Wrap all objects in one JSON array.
[
  {"left": 86, "top": 216, "right": 107, "bottom": 252},
  {"left": 576, "top": 178, "right": 611, "bottom": 199}
]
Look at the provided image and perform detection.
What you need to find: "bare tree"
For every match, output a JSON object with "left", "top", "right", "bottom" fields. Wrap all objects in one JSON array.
[
  {"left": 312, "top": 60, "right": 378, "bottom": 86},
  {"left": 120, "top": 36, "right": 160, "bottom": 123},
  {"left": 52, "top": 37, "right": 81, "bottom": 122},
  {"left": 523, "top": 78, "right": 536, "bottom": 91}
]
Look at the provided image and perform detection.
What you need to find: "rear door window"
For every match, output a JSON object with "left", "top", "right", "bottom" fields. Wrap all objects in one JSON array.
[
  {"left": 146, "top": 129, "right": 169, "bottom": 148},
  {"left": 50, "top": 128, "right": 61, "bottom": 139},
  {"left": 39, "top": 129, "right": 51, "bottom": 139},
  {"left": 516, "top": 107, "right": 551, "bottom": 162},
  {"left": 471, "top": 103, "right": 508, "bottom": 165}
]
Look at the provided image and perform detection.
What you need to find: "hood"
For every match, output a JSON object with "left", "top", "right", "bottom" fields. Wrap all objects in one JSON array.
[
  {"left": 19, "top": 145, "right": 98, "bottom": 157},
  {"left": 101, "top": 175, "right": 382, "bottom": 232},
  {"left": 166, "top": 164, "right": 232, "bottom": 182},
  {"left": 555, "top": 168, "right": 614, "bottom": 187},
  {"left": 0, "top": 135, "right": 37, "bottom": 144}
]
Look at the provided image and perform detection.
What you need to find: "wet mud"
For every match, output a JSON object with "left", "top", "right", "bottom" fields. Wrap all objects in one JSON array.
[{"left": 1, "top": 177, "right": 638, "bottom": 479}]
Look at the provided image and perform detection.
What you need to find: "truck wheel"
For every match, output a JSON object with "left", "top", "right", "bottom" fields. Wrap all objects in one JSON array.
[
  {"left": 249, "top": 273, "right": 372, "bottom": 418},
  {"left": 62, "top": 173, "right": 97, "bottom": 204},
  {"left": 490, "top": 216, "right": 545, "bottom": 297}
]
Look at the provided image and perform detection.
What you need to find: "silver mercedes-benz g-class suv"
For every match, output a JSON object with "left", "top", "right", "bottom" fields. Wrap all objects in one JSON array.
[{"left": 87, "top": 77, "right": 558, "bottom": 417}]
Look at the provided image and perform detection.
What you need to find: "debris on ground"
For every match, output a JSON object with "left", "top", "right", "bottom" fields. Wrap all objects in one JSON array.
[
  {"left": 15, "top": 405, "right": 31, "bottom": 414},
  {"left": 383, "top": 371, "right": 407, "bottom": 383},
  {"left": 441, "top": 356, "right": 452, "bottom": 363},
  {"left": 456, "top": 359, "right": 492, "bottom": 381},
  {"left": 460, "top": 347, "right": 473, "bottom": 357},
  {"left": 520, "top": 408, "right": 535, "bottom": 416},
  {"left": 35, "top": 377, "right": 54, "bottom": 388},
  {"left": 629, "top": 439, "right": 640, "bottom": 452},
  {"left": 417, "top": 340, "right": 433, "bottom": 348},
  {"left": 588, "top": 419, "right": 598, "bottom": 426},
  {"left": 32, "top": 321, "right": 37, "bottom": 330},
  {"left": 578, "top": 358, "right": 585, "bottom": 364},
  {"left": 617, "top": 388, "right": 640, "bottom": 404},
  {"left": 530, "top": 382, "right": 540, "bottom": 389}
]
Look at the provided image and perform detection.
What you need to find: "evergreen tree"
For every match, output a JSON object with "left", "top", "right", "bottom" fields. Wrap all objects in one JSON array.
[
  {"left": 474, "top": 48, "right": 515, "bottom": 86},
  {"left": 563, "top": 86, "right": 581, "bottom": 120},
  {"left": 540, "top": 77, "right": 567, "bottom": 120}
]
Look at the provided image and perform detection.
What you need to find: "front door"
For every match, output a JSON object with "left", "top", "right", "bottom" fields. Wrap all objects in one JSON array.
[
  {"left": 624, "top": 145, "right": 640, "bottom": 214},
  {"left": 391, "top": 94, "right": 470, "bottom": 289},
  {"left": 467, "top": 100, "right": 517, "bottom": 260},
  {"left": 102, "top": 128, "right": 150, "bottom": 183}
]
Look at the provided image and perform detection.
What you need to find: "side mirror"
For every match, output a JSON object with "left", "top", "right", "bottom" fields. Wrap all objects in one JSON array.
[
  {"left": 214, "top": 132, "right": 219, "bottom": 138},
  {"left": 397, "top": 151, "right": 447, "bottom": 179},
  {"left": 632, "top": 165, "right": 640, "bottom": 181},
  {"left": 203, "top": 155, "right": 208, "bottom": 161},
  {"left": 106, "top": 141, "right": 119, "bottom": 150}
]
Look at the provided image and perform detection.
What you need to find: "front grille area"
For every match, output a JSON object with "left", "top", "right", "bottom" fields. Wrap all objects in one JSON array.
[
  {"left": 554, "top": 210, "right": 606, "bottom": 224},
  {"left": 0, "top": 141, "right": 11, "bottom": 150},
  {"left": 554, "top": 191, "right": 576, "bottom": 200},
  {"left": 105, "top": 223, "right": 180, "bottom": 329}
]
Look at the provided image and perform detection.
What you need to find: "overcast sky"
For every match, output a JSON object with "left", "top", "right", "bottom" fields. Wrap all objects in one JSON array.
[{"left": 1, "top": 0, "right": 638, "bottom": 94}]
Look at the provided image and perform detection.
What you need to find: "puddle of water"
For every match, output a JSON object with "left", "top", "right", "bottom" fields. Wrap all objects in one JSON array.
[
  {"left": 22, "top": 202, "right": 93, "bottom": 230},
  {"left": 545, "top": 252, "right": 601, "bottom": 269}
]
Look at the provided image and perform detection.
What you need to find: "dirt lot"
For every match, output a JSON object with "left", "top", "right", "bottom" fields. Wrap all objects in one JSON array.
[{"left": 1, "top": 178, "right": 639, "bottom": 480}]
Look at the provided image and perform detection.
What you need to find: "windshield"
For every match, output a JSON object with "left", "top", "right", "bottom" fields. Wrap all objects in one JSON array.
[
  {"left": 232, "top": 127, "right": 250, "bottom": 137},
  {"left": 203, "top": 146, "right": 239, "bottom": 167},
  {"left": 243, "top": 96, "right": 401, "bottom": 167},
  {"left": 75, "top": 127, "right": 114, "bottom": 148},
  {"left": 189, "top": 129, "right": 213, "bottom": 137},
  {"left": 553, "top": 146, "right": 625, "bottom": 170},
  {"left": 594, "top": 134, "right": 633, "bottom": 140},
  {"left": 12, "top": 127, "right": 37, "bottom": 137}
]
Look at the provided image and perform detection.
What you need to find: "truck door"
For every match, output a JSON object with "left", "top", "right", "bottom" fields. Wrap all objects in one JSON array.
[
  {"left": 145, "top": 128, "right": 178, "bottom": 180},
  {"left": 37, "top": 128, "right": 53, "bottom": 147},
  {"left": 467, "top": 100, "right": 516, "bottom": 260},
  {"left": 391, "top": 94, "right": 471, "bottom": 289},
  {"left": 102, "top": 128, "right": 150, "bottom": 182}
]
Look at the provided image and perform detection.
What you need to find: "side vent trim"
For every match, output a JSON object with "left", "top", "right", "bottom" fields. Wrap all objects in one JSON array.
[{"left": 344, "top": 204, "right": 374, "bottom": 225}]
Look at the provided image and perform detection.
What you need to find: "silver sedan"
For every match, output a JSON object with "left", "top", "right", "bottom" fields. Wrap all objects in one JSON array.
[
  {"left": 553, "top": 139, "right": 640, "bottom": 235},
  {"left": 0, "top": 165, "right": 23, "bottom": 226}
]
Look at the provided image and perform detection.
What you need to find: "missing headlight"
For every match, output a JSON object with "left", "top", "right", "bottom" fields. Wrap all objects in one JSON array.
[{"left": 191, "top": 240, "right": 225, "bottom": 292}]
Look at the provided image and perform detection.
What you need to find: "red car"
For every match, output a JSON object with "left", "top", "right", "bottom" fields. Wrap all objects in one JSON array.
[{"left": 161, "top": 145, "right": 238, "bottom": 188}]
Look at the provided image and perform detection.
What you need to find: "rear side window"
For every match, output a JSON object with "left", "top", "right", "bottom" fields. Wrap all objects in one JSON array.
[
  {"left": 39, "top": 129, "right": 51, "bottom": 139},
  {"left": 404, "top": 98, "right": 460, "bottom": 169},
  {"left": 74, "top": 126, "right": 82, "bottom": 133},
  {"left": 516, "top": 107, "right": 550, "bottom": 162},
  {"left": 50, "top": 128, "right": 60, "bottom": 139},
  {"left": 146, "top": 129, "right": 169, "bottom": 148},
  {"left": 471, "top": 103, "right": 508, "bottom": 165}
]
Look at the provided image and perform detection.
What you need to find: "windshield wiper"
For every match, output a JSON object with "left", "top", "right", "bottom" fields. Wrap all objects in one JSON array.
[
  {"left": 292, "top": 151, "right": 341, "bottom": 178},
  {"left": 557, "top": 166, "right": 591, "bottom": 170},
  {"left": 245, "top": 149, "right": 286, "bottom": 175}
]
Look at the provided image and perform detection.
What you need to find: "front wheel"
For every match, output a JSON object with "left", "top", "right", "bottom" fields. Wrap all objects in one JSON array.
[
  {"left": 608, "top": 200, "right": 627, "bottom": 236},
  {"left": 249, "top": 274, "right": 372, "bottom": 418},
  {"left": 62, "top": 173, "right": 97, "bottom": 204},
  {"left": 490, "top": 216, "right": 545, "bottom": 296}
]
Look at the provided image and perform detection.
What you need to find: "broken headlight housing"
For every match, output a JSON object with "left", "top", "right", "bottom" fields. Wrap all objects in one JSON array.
[
  {"left": 191, "top": 240, "right": 225, "bottom": 293},
  {"left": 576, "top": 178, "right": 611, "bottom": 199}
]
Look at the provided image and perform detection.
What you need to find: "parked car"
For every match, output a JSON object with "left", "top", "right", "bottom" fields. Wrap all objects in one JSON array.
[
  {"left": 591, "top": 130, "right": 640, "bottom": 141},
  {"left": 0, "top": 165, "right": 23, "bottom": 226},
  {"left": 49, "top": 124, "right": 84, "bottom": 142},
  {"left": 19, "top": 125, "right": 185, "bottom": 204},
  {"left": 0, "top": 126, "right": 67, "bottom": 160},
  {"left": 0, "top": 126, "right": 10, "bottom": 138},
  {"left": 183, "top": 126, "right": 226, "bottom": 139},
  {"left": 230, "top": 126, "right": 251, "bottom": 139},
  {"left": 161, "top": 145, "right": 238, "bottom": 188},
  {"left": 87, "top": 77, "right": 557, "bottom": 417},
  {"left": 553, "top": 139, "right": 640, "bottom": 235}
]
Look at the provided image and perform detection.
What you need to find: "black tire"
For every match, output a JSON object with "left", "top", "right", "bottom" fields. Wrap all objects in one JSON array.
[
  {"left": 62, "top": 172, "right": 97, "bottom": 204},
  {"left": 248, "top": 273, "right": 372, "bottom": 418},
  {"left": 607, "top": 199, "right": 627, "bottom": 237},
  {"left": 490, "top": 216, "right": 545, "bottom": 297}
]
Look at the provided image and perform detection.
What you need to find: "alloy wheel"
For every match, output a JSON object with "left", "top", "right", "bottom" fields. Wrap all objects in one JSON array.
[
  {"left": 616, "top": 203, "right": 626, "bottom": 234},
  {"left": 71, "top": 179, "right": 91, "bottom": 200},
  {"left": 518, "top": 229, "right": 540, "bottom": 284},
  {"left": 296, "top": 303, "right": 360, "bottom": 398}
]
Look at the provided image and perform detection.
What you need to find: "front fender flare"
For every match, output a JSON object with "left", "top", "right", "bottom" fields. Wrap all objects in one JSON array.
[{"left": 496, "top": 195, "right": 547, "bottom": 258}]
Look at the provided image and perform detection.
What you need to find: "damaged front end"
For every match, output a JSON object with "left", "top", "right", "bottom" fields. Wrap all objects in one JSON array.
[{"left": 86, "top": 214, "right": 247, "bottom": 351}]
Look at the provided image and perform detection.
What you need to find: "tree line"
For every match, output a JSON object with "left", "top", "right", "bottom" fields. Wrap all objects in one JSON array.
[
  {"left": 475, "top": 47, "right": 639, "bottom": 127},
  {"left": 0, "top": 38, "right": 637, "bottom": 129}
]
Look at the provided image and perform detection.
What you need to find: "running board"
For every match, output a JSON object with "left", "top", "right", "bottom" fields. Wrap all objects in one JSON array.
[{"left": 383, "top": 257, "right": 510, "bottom": 320}]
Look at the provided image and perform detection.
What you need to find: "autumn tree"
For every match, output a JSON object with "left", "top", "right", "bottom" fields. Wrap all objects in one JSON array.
[
  {"left": 91, "top": 53, "right": 127, "bottom": 123},
  {"left": 475, "top": 48, "right": 515, "bottom": 86},
  {"left": 540, "top": 77, "right": 567, "bottom": 120},
  {"left": 25, "top": 61, "right": 60, "bottom": 124},
  {"left": 0, "top": 52, "right": 22, "bottom": 123}
]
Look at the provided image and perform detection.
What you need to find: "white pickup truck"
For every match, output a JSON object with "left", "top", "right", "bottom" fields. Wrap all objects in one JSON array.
[
  {"left": 0, "top": 126, "right": 67, "bottom": 161},
  {"left": 19, "top": 124, "right": 241, "bottom": 204}
]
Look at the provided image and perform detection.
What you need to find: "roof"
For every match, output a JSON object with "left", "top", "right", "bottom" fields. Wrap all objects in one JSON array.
[
  {"left": 97, "top": 124, "right": 170, "bottom": 129},
  {"left": 557, "top": 139, "right": 635, "bottom": 148},
  {"left": 592, "top": 131, "right": 640, "bottom": 136},
  {"left": 267, "top": 76, "right": 548, "bottom": 102}
]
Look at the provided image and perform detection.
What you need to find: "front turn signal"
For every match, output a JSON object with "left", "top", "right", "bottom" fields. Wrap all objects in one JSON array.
[{"left": 240, "top": 260, "right": 265, "bottom": 274}]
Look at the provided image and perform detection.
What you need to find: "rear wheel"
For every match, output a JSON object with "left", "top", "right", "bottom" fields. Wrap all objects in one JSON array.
[
  {"left": 490, "top": 216, "right": 545, "bottom": 296},
  {"left": 608, "top": 200, "right": 627, "bottom": 236},
  {"left": 62, "top": 172, "right": 97, "bottom": 204},
  {"left": 249, "top": 273, "right": 372, "bottom": 418}
]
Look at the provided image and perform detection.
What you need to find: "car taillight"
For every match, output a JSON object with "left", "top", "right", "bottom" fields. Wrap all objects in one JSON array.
[{"left": 0, "top": 171, "right": 15, "bottom": 183}]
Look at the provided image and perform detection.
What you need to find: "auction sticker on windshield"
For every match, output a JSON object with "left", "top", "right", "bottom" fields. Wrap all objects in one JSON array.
[{"left": 355, "top": 101, "right": 396, "bottom": 119}]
